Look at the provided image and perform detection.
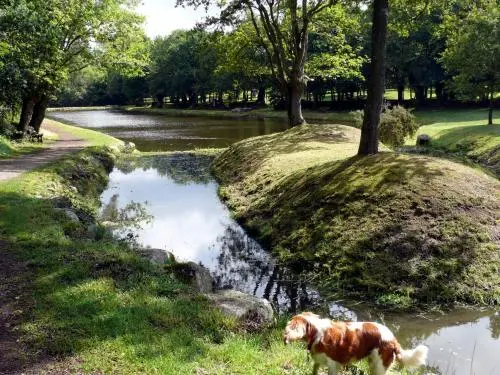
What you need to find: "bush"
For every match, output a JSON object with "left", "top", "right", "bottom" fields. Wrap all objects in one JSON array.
[
  {"left": 0, "top": 107, "right": 17, "bottom": 138},
  {"left": 379, "top": 106, "right": 419, "bottom": 148},
  {"left": 350, "top": 106, "right": 419, "bottom": 148}
]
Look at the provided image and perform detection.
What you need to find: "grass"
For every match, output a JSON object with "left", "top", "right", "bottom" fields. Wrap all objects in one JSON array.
[
  {"left": 408, "top": 109, "right": 500, "bottom": 175},
  {"left": 212, "top": 124, "right": 500, "bottom": 309},
  {"left": 0, "top": 128, "right": 58, "bottom": 159},
  {"left": 43, "top": 118, "right": 124, "bottom": 148},
  {"left": 124, "top": 106, "right": 354, "bottom": 124},
  {"left": 0, "top": 145, "right": 426, "bottom": 374}
]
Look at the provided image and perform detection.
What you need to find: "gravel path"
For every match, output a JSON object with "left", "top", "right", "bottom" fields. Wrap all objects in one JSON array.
[{"left": 0, "top": 122, "right": 87, "bottom": 181}]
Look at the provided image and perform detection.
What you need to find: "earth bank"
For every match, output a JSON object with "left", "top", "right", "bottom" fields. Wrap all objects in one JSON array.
[{"left": 212, "top": 124, "right": 500, "bottom": 308}]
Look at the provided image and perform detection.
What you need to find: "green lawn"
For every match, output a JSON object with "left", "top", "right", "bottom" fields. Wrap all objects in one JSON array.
[
  {"left": 44, "top": 118, "right": 124, "bottom": 148},
  {"left": 410, "top": 109, "right": 500, "bottom": 174}
]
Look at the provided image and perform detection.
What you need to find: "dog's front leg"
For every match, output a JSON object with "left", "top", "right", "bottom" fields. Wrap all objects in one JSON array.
[
  {"left": 327, "top": 361, "right": 340, "bottom": 375},
  {"left": 312, "top": 363, "right": 320, "bottom": 375}
]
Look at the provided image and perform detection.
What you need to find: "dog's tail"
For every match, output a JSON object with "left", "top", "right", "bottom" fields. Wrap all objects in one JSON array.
[{"left": 396, "top": 344, "right": 428, "bottom": 368}]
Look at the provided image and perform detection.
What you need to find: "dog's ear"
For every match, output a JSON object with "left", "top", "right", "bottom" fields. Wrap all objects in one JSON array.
[{"left": 305, "top": 322, "right": 318, "bottom": 351}]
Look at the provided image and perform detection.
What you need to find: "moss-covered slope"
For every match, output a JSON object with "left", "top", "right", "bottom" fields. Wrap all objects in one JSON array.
[{"left": 213, "top": 124, "right": 500, "bottom": 308}]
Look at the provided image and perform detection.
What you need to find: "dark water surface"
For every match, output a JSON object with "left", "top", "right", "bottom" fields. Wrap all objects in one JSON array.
[
  {"left": 48, "top": 109, "right": 288, "bottom": 151},
  {"left": 51, "top": 110, "right": 499, "bottom": 375}
]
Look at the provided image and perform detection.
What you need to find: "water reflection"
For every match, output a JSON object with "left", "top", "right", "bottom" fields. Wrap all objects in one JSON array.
[
  {"left": 48, "top": 109, "right": 289, "bottom": 151},
  {"left": 99, "top": 155, "right": 500, "bottom": 375}
]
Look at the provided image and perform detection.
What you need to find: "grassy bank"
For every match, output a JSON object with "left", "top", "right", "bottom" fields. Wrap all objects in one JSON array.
[
  {"left": 410, "top": 109, "right": 500, "bottom": 175},
  {"left": 124, "top": 105, "right": 354, "bottom": 124},
  {"left": 0, "top": 147, "right": 311, "bottom": 374},
  {"left": 43, "top": 118, "right": 124, "bottom": 148},
  {"left": 0, "top": 128, "right": 58, "bottom": 159},
  {"left": 213, "top": 124, "right": 500, "bottom": 309}
]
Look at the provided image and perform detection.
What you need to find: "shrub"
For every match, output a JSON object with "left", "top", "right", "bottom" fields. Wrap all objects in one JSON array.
[
  {"left": 0, "top": 107, "right": 16, "bottom": 138},
  {"left": 350, "top": 106, "right": 419, "bottom": 148},
  {"left": 379, "top": 106, "right": 419, "bottom": 148}
]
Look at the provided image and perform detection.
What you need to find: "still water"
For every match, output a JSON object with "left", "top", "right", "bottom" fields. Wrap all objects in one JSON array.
[
  {"left": 48, "top": 109, "right": 288, "bottom": 151},
  {"left": 51, "top": 109, "right": 499, "bottom": 375}
]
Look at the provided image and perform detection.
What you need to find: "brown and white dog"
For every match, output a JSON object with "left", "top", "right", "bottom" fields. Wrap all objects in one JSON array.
[{"left": 284, "top": 312, "right": 428, "bottom": 375}]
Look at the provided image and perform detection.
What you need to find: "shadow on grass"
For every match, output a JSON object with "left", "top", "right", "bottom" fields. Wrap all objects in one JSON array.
[
  {"left": 408, "top": 123, "right": 500, "bottom": 176},
  {"left": 239, "top": 152, "right": 499, "bottom": 307},
  {"left": 0, "top": 191, "right": 231, "bottom": 373}
]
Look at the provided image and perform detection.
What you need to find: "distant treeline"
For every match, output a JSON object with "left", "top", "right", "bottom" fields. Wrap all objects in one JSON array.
[{"left": 50, "top": 1, "right": 498, "bottom": 112}]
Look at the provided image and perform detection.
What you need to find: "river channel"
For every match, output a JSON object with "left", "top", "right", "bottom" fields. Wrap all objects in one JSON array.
[{"left": 48, "top": 109, "right": 500, "bottom": 375}]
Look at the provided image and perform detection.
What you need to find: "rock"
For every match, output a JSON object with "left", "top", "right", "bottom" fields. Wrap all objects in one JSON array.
[
  {"left": 138, "top": 248, "right": 176, "bottom": 265},
  {"left": 87, "top": 223, "right": 105, "bottom": 240},
  {"left": 204, "top": 290, "right": 274, "bottom": 331},
  {"left": 120, "top": 141, "right": 136, "bottom": 153},
  {"left": 170, "top": 262, "right": 214, "bottom": 293},
  {"left": 69, "top": 185, "right": 78, "bottom": 194},
  {"left": 416, "top": 134, "right": 431, "bottom": 146},
  {"left": 54, "top": 208, "right": 80, "bottom": 223}
]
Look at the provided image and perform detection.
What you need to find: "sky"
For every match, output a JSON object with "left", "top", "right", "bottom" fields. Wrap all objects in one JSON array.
[{"left": 137, "top": 0, "right": 219, "bottom": 39}]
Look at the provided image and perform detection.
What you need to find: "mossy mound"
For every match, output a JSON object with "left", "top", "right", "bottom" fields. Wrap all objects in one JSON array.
[{"left": 213, "top": 124, "right": 500, "bottom": 308}]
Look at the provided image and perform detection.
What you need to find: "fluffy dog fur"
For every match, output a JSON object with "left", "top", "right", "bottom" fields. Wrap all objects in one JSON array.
[{"left": 284, "top": 312, "right": 428, "bottom": 375}]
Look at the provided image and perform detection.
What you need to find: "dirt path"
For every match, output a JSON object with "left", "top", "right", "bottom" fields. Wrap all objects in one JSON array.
[{"left": 0, "top": 122, "right": 87, "bottom": 181}]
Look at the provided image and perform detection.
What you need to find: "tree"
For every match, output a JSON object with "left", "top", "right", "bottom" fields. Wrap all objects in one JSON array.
[
  {"left": 216, "top": 22, "right": 271, "bottom": 104},
  {"left": 0, "top": 0, "right": 147, "bottom": 132},
  {"left": 441, "top": 0, "right": 500, "bottom": 124},
  {"left": 148, "top": 30, "right": 218, "bottom": 107},
  {"left": 179, "top": 0, "right": 340, "bottom": 126},
  {"left": 358, "top": 0, "right": 389, "bottom": 155},
  {"left": 306, "top": 4, "right": 365, "bottom": 106}
]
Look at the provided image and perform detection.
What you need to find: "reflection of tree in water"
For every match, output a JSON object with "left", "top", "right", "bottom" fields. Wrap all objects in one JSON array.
[
  {"left": 115, "top": 154, "right": 214, "bottom": 184},
  {"left": 212, "top": 224, "right": 346, "bottom": 315},
  {"left": 490, "top": 313, "right": 500, "bottom": 339},
  {"left": 100, "top": 193, "right": 152, "bottom": 233}
]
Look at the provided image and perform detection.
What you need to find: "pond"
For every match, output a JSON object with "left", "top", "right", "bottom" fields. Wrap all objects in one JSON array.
[
  {"left": 52, "top": 109, "right": 499, "bottom": 375},
  {"left": 48, "top": 109, "right": 288, "bottom": 151}
]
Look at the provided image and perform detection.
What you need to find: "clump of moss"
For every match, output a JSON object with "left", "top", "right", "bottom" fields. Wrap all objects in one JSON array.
[{"left": 213, "top": 124, "right": 500, "bottom": 308}]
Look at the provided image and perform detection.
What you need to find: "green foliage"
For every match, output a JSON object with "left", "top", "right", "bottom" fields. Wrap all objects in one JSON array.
[
  {"left": 352, "top": 106, "right": 419, "bottom": 148},
  {"left": 307, "top": 5, "right": 365, "bottom": 81},
  {"left": 149, "top": 30, "right": 218, "bottom": 103},
  {"left": 379, "top": 106, "right": 419, "bottom": 148},
  {"left": 440, "top": 0, "right": 500, "bottom": 103},
  {"left": 0, "top": 0, "right": 148, "bottom": 107}
]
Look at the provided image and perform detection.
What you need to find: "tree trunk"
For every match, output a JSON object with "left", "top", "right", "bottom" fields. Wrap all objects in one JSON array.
[
  {"left": 415, "top": 85, "right": 426, "bottom": 106},
  {"left": 397, "top": 82, "right": 404, "bottom": 103},
  {"left": 28, "top": 95, "right": 49, "bottom": 132},
  {"left": 489, "top": 91, "right": 494, "bottom": 125},
  {"left": 18, "top": 95, "right": 37, "bottom": 132},
  {"left": 358, "top": 0, "right": 389, "bottom": 156},
  {"left": 257, "top": 86, "right": 266, "bottom": 104},
  {"left": 286, "top": 82, "right": 305, "bottom": 127}
]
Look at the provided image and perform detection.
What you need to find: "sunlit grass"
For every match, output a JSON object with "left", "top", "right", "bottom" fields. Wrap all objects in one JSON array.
[
  {"left": 213, "top": 124, "right": 500, "bottom": 308},
  {"left": 408, "top": 109, "right": 500, "bottom": 175},
  {"left": 43, "top": 118, "right": 123, "bottom": 148}
]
